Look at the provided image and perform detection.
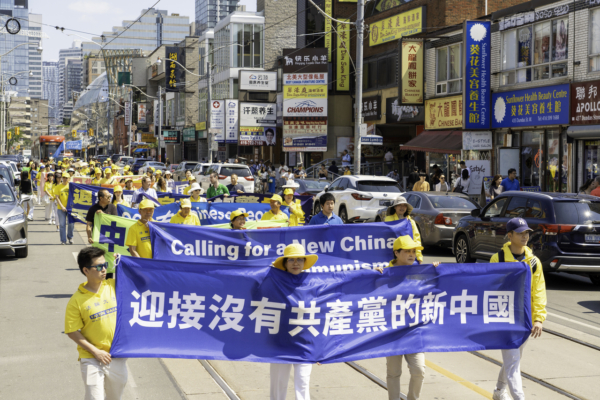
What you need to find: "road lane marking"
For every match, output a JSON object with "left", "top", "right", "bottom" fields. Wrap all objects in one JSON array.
[
  {"left": 547, "top": 312, "right": 600, "bottom": 332},
  {"left": 425, "top": 360, "right": 493, "bottom": 399},
  {"left": 72, "top": 252, "right": 78, "bottom": 263}
]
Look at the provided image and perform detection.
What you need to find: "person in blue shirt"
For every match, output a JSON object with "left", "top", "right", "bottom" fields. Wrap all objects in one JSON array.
[
  {"left": 308, "top": 193, "right": 344, "bottom": 225},
  {"left": 501, "top": 168, "right": 521, "bottom": 192}
]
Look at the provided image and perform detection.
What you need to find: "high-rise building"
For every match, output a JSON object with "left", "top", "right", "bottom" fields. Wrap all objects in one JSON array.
[
  {"left": 195, "top": 0, "right": 240, "bottom": 36},
  {"left": 0, "top": 0, "right": 30, "bottom": 97},
  {"left": 82, "top": 55, "right": 106, "bottom": 87},
  {"left": 28, "top": 13, "right": 43, "bottom": 99},
  {"left": 83, "top": 8, "right": 190, "bottom": 56},
  {"left": 58, "top": 42, "right": 83, "bottom": 124},
  {"left": 42, "top": 61, "right": 59, "bottom": 127},
  {"left": 64, "top": 59, "right": 82, "bottom": 122}
]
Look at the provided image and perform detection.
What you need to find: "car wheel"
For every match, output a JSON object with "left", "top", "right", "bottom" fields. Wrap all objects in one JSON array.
[
  {"left": 15, "top": 246, "right": 28, "bottom": 258},
  {"left": 314, "top": 201, "right": 321, "bottom": 215},
  {"left": 339, "top": 206, "right": 349, "bottom": 224},
  {"left": 454, "top": 235, "right": 474, "bottom": 264},
  {"left": 589, "top": 274, "right": 600, "bottom": 286}
]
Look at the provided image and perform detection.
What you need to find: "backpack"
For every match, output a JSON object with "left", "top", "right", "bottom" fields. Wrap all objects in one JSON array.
[{"left": 496, "top": 250, "right": 537, "bottom": 273}]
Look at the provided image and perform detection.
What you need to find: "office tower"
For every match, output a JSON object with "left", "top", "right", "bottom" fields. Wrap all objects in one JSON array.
[
  {"left": 195, "top": 0, "right": 240, "bottom": 36},
  {"left": 58, "top": 42, "right": 82, "bottom": 124},
  {"left": 42, "top": 61, "right": 59, "bottom": 126},
  {"left": 0, "top": 0, "right": 30, "bottom": 97},
  {"left": 28, "top": 13, "right": 43, "bottom": 98}
]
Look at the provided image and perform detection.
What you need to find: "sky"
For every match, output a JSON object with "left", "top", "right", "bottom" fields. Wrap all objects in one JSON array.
[{"left": 29, "top": 0, "right": 256, "bottom": 62}]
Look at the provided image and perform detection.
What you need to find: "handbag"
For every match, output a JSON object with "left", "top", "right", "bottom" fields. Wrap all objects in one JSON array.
[{"left": 453, "top": 178, "right": 464, "bottom": 193}]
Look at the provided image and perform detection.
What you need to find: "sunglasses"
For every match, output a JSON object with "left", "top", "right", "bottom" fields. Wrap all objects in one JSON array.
[{"left": 87, "top": 262, "right": 108, "bottom": 271}]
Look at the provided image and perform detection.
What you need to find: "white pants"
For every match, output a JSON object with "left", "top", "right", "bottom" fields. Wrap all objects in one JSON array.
[
  {"left": 386, "top": 353, "right": 426, "bottom": 400},
  {"left": 496, "top": 341, "right": 527, "bottom": 400},
  {"left": 23, "top": 198, "right": 34, "bottom": 219},
  {"left": 44, "top": 195, "right": 55, "bottom": 221},
  {"left": 80, "top": 357, "right": 128, "bottom": 400},
  {"left": 270, "top": 363, "right": 312, "bottom": 400}
]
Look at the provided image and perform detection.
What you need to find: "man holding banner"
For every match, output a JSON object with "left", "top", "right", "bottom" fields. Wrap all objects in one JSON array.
[
  {"left": 125, "top": 199, "right": 155, "bottom": 258},
  {"left": 132, "top": 177, "right": 158, "bottom": 208},
  {"left": 261, "top": 194, "right": 288, "bottom": 222},
  {"left": 86, "top": 189, "right": 118, "bottom": 245},
  {"left": 170, "top": 199, "right": 201, "bottom": 226}
]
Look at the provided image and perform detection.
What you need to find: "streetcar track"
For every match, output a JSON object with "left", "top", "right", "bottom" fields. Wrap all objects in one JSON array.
[
  {"left": 200, "top": 360, "right": 242, "bottom": 400},
  {"left": 545, "top": 328, "right": 600, "bottom": 351}
]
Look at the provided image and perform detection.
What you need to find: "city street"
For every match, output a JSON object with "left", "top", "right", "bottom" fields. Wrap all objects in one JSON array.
[{"left": 1, "top": 206, "right": 598, "bottom": 399}]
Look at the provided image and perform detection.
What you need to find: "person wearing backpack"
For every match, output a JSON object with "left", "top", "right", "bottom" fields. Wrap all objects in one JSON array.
[{"left": 489, "top": 218, "right": 547, "bottom": 400}]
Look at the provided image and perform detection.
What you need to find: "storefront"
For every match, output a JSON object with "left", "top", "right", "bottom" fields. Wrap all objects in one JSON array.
[
  {"left": 491, "top": 83, "right": 571, "bottom": 192},
  {"left": 182, "top": 126, "right": 198, "bottom": 161}
]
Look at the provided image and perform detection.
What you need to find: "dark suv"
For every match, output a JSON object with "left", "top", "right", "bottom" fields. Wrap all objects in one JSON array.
[
  {"left": 453, "top": 191, "right": 600, "bottom": 286},
  {"left": 132, "top": 158, "right": 151, "bottom": 174}
]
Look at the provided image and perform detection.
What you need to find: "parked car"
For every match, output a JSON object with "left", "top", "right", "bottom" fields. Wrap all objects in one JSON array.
[
  {"left": 116, "top": 156, "right": 132, "bottom": 166},
  {"left": 173, "top": 161, "right": 199, "bottom": 181},
  {"left": 0, "top": 178, "right": 28, "bottom": 258},
  {"left": 452, "top": 191, "right": 600, "bottom": 286},
  {"left": 190, "top": 163, "right": 212, "bottom": 181},
  {"left": 197, "top": 164, "right": 254, "bottom": 193},
  {"left": 0, "top": 155, "right": 20, "bottom": 164},
  {"left": 138, "top": 162, "right": 167, "bottom": 175},
  {"left": 277, "top": 179, "right": 330, "bottom": 196},
  {"left": 110, "top": 154, "right": 124, "bottom": 164},
  {"left": 313, "top": 175, "right": 403, "bottom": 223},
  {"left": 375, "top": 191, "right": 480, "bottom": 247},
  {"left": 0, "top": 161, "right": 19, "bottom": 185},
  {"left": 95, "top": 155, "right": 110, "bottom": 164},
  {"left": 131, "top": 158, "right": 151, "bottom": 175},
  {"left": 0, "top": 164, "right": 16, "bottom": 190}
]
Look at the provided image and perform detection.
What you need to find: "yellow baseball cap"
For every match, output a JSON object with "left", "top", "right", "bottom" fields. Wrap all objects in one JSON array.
[
  {"left": 230, "top": 209, "right": 249, "bottom": 221},
  {"left": 113, "top": 185, "right": 123, "bottom": 192},
  {"left": 139, "top": 199, "right": 156, "bottom": 209},
  {"left": 393, "top": 235, "right": 424, "bottom": 251},
  {"left": 283, "top": 188, "right": 294, "bottom": 195},
  {"left": 112, "top": 165, "right": 118, "bottom": 170},
  {"left": 180, "top": 198, "right": 192, "bottom": 208},
  {"left": 62, "top": 172, "right": 70, "bottom": 179},
  {"left": 270, "top": 194, "right": 283, "bottom": 203},
  {"left": 149, "top": 167, "right": 155, "bottom": 172},
  {"left": 272, "top": 243, "right": 318, "bottom": 271},
  {"left": 155, "top": 169, "right": 162, "bottom": 175},
  {"left": 95, "top": 168, "right": 102, "bottom": 174},
  {"left": 124, "top": 165, "right": 130, "bottom": 170}
]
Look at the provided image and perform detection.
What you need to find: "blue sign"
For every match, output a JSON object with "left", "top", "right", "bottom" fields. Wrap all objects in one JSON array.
[
  {"left": 65, "top": 140, "right": 83, "bottom": 151},
  {"left": 492, "top": 84, "right": 570, "bottom": 128},
  {"left": 110, "top": 256, "right": 532, "bottom": 362},
  {"left": 464, "top": 20, "right": 491, "bottom": 129},
  {"left": 360, "top": 135, "right": 383, "bottom": 145}
]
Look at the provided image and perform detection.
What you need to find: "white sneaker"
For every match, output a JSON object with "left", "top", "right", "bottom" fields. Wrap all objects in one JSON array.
[{"left": 492, "top": 389, "right": 511, "bottom": 400}]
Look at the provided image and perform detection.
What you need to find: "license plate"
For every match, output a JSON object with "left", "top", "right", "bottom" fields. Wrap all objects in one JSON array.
[
  {"left": 379, "top": 200, "right": 392, "bottom": 206},
  {"left": 585, "top": 234, "right": 600, "bottom": 243}
]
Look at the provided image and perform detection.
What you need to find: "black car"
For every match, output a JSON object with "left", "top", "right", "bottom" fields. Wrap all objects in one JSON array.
[
  {"left": 132, "top": 158, "right": 151, "bottom": 174},
  {"left": 453, "top": 191, "right": 600, "bottom": 286}
]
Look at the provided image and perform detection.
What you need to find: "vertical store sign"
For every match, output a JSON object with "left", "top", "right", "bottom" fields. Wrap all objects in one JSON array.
[
  {"left": 124, "top": 102, "right": 131, "bottom": 126},
  {"left": 463, "top": 20, "right": 491, "bottom": 130},
  {"left": 166, "top": 47, "right": 185, "bottom": 93},
  {"left": 337, "top": 19, "right": 350, "bottom": 91},
  {"left": 210, "top": 100, "right": 225, "bottom": 142},
  {"left": 225, "top": 99, "right": 239, "bottom": 144},
  {"left": 400, "top": 39, "right": 424, "bottom": 104},
  {"left": 138, "top": 103, "right": 147, "bottom": 124},
  {"left": 324, "top": 0, "right": 333, "bottom": 61}
]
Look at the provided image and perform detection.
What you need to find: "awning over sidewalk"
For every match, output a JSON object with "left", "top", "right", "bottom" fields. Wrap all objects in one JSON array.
[
  {"left": 566, "top": 125, "right": 600, "bottom": 140},
  {"left": 400, "top": 130, "right": 462, "bottom": 154}
]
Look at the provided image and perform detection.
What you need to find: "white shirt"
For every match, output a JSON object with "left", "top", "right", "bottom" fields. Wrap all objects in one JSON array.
[
  {"left": 384, "top": 151, "right": 394, "bottom": 162},
  {"left": 134, "top": 187, "right": 158, "bottom": 202}
]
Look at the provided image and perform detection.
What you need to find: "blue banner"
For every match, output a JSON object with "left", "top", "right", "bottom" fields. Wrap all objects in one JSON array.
[
  {"left": 110, "top": 257, "right": 532, "bottom": 362},
  {"left": 464, "top": 20, "right": 491, "bottom": 129},
  {"left": 150, "top": 219, "right": 413, "bottom": 268},
  {"left": 66, "top": 140, "right": 83, "bottom": 151},
  {"left": 492, "top": 84, "right": 570, "bottom": 128},
  {"left": 52, "top": 141, "right": 65, "bottom": 158}
]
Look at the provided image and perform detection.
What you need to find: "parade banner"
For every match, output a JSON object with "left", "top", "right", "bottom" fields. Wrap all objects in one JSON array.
[{"left": 110, "top": 256, "right": 532, "bottom": 362}]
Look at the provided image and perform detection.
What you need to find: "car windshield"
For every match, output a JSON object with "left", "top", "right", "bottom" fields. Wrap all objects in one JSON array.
[
  {"left": 0, "top": 167, "right": 12, "bottom": 183},
  {"left": 0, "top": 183, "right": 15, "bottom": 203},
  {"left": 151, "top": 162, "right": 165, "bottom": 167},
  {"left": 356, "top": 181, "right": 402, "bottom": 192},
  {"left": 555, "top": 201, "right": 600, "bottom": 224},
  {"left": 184, "top": 163, "right": 198, "bottom": 170},
  {"left": 204, "top": 165, "right": 219, "bottom": 175},
  {"left": 302, "top": 180, "right": 330, "bottom": 190},
  {"left": 220, "top": 166, "right": 251, "bottom": 177},
  {"left": 429, "top": 196, "right": 478, "bottom": 209}
]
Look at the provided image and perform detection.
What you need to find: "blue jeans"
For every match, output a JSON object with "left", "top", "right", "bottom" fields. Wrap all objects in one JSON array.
[{"left": 57, "top": 209, "right": 74, "bottom": 243}]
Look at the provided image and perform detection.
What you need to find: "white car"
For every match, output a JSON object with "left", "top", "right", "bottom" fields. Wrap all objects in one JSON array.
[
  {"left": 314, "top": 175, "right": 404, "bottom": 223},
  {"left": 138, "top": 161, "right": 167, "bottom": 175},
  {"left": 197, "top": 163, "right": 255, "bottom": 193},
  {"left": 190, "top": 163, "right": 213, "bottom": 182}
]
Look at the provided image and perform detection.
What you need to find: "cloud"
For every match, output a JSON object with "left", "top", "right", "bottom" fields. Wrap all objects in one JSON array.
[{"left": 67, "top": 1, "right": 112, "bottom": 14}]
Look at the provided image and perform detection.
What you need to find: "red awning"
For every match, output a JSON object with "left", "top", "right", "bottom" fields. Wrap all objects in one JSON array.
[{"left": 401, "top": 130, "right": 463, "bottom": 154}]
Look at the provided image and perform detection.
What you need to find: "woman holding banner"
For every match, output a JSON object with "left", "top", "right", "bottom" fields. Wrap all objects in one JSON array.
[
  {"left": 385, "top": 197, "right": 423, "bottom": 263},
  {"left": 282, "top": 186, "right": 305, "bottom": 227},
  {"left": 112, "top": 185, "right": 131, "bottom": 208},
  {"left": 189, "top": 183, "right": 207, "bottom": 203},
  {"left": 230, "top": 210, "right": 248, "bottom": 230},
  {"left": 270, "top": 244, "right": 318, "bottom": 400},
  {"left": 92, "top": 168, "right": 103, "bottom": 186}
]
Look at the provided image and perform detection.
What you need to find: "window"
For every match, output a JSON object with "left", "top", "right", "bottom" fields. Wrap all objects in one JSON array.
[
  {"left": 504, "top": 196, "right": 528, "bottom": 218},
  {"left": 524, "top": 199, "right": 545, "bottom": 218},
  {"left": 590, "top": 9, "right": 600, "bottom": 71},
  {"left": 484, "top": 198, "right": 508, "bottom": 218},
  {"left": 501, "top": 17, "right": 568, "bottom": 85},
  {"left": 407, "top": 195, "right": 421, "bottom": 209},
  {"left": 436, "top": 44, "right": 462, "bottom": 94},
  {"left": 362, "top": 54, "right": 396, "bottom": 91}
]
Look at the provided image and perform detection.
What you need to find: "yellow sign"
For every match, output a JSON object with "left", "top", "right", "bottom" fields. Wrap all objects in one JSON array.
[
  {"left": 142, "top": 133, "right": 157, "bottom": 143},
  {"left": 135, "top": 145, "right": 150, "bottom": 150},
  {"left": 324, "top": 0, "right": 333, "bottom": 61},
  {"left": 425, "top": 95, "right": 463, "bottom": 130},
  {"left": 370, "top": 7, "right": 423, "bottom": 47},
  {"left": 72, "top": 129, "right": 77, "bottom": 138},
  {"left": 337, "top": 19, "right": 350, "bottom": 91},
  {"left": 7, "top": 131, "right": 11, "bottom": 140},
  {"left": 400, "top": 39, "right": 424, "bottom": 104},
  {"left": 89, "top": 128, "right": 94, "bottom": 137},
  {"left": 195, "top": 121, "right": 206, "bottom": 131},
  {"left": 375, "top": 0, "right": 401, "bottom": 11},
  {"left": 15, "top": 127, "right": 20, "bottom": 136},
  {"left": 284, "top": 85, "right": 327, "bottom": 99}
]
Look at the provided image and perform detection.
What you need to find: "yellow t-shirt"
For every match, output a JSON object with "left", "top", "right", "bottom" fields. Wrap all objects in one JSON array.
[
  {"left": 284, "top": 200, "right": 305, "bottom": 227},
  {"left": 100, "top": 177, "right": 114, "bottom": 186},
  {"left": 170, "top": 211, "right": 201, "bottom": 226},
  {"left": 125, "top": 220, "right": 153, "bottom": 258},
  {"left": 261, "top": 210, "right": 289, "bottom": 222},
  {"left": 64, "top": 279, "right": 117, "bottom": 359},
  {"left": 183, "top": 185, "right": 192, "bottom": 195},
  {"left": 92, "top": 178, "right": 102, "bottom": 186},
  {"left": 116, "top": 199, "right": 131, "bottom": 208},
  {"left": 383, "top": 214, "right": 423, "bottom": 262},
  {"left": 52, "top": 183, "right": 70, "bottom": 208},
  {"left": 44, "top": 181, "right": 54, "bottom": 197},
  {"left": 190, "top": 195, "right": 207, "bottom": 203},
  {"left": 344, "top": 170, "right": 351, "bottom": 175}
]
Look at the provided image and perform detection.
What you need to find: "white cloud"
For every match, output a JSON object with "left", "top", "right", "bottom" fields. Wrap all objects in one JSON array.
[{"left": 68, "top": 1, "right": 112, "bottom": 14}]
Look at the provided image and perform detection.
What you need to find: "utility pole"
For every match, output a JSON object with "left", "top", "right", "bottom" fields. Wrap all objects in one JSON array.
[
  {"left": 95, "top": 100, "right": 99, "bottom": 157},
  {"left": 353, "top": 0, "right": 365, "bottom": 175},
  {"left": 127, "top": 88, "right": 133, "bottom": 157},
  {"left": 207, "top": 61, "right": 213, "bottom": 163},
  {"left": 158, "top": 85, "right": 163, "bottom": 162}
]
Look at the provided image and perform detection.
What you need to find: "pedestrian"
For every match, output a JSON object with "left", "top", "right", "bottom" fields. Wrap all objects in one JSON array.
[
  {"left": 19, "top": 170, "right": 34, "bottom": 221},
  {"left": 65, "top": 247, "right": 128, "bottom": 400},
  {"left": 282, "top": 186, "right": 305, "bottom": 227},
  {"left": 412, "top": 172, "right": 430, "bottom": 192},
  {"left": 328, "top": 161, "right": 339, "bottom": 176},
  {"left": 92, "top": 168, "right": 103, "bottom": 186},
  {"left": 407, "top": 166, "right": 419, "bottom": 190},
  {"left": 183, "top": 176, "right": 196, "bottom": 195},
  {"left": 53, "top": 170, "right": 63, "bottom": 231},
  {"left": 384, "top": 196, "right": 423, "bottom": 263},
  {"left": 268, "top": 170, "right": 277, "bottom": 194},
  {"left": 459, "top": 160, "right": 468, "bottom": 177},
  {"left": 453, "top": 169, "right": 470, "bottom": 195},
  {"left": 44, "top": 172, "right": 56, "bottom": 224},
  {"left": 341, "top": 150, "right": 351, "bottom": 167},
  {"left": 86, "top": 188, "right": 118, "bottom": 245},
  {"left": 490, "top": 218, "right": 546, "bottom": 400},
  {"left": 227, "top": 174, "right": 246, "bottom": 194},
  {"left": 132, "top": 176, "right": 158, "bottom": 207},
  {"left": 280, "top": 166, "right": 290, "bottom": 187},
  {"left": 387, "top": 169, "right": 400, "bottom": 181},
  {"left": 164, "top": 170, "right": 174, "bottom": 186},
  {"left": 261, "top": 194, "right": 289, "bottom": 222},
  {"left": 308, "top": 193, "right": 343, "bottom": 225},
  {"left": 489, "top": 174, "right": 504, "bottom": 199},
  {"left": 230, "top": 209, "right": 248, "bottom": 230},
  {"left": 112, "top": 185, "right": 131, "bottom": 207},
  {"left": 433, "top": 175, "right": 450, "bottom": 192},
  {"left": 294, "top": 164, "right": 307, "bottom": 179},
  {"left": 270, "top": 243, "right": 318, "bottom": 400},
  {"left": 318, "top": 164, "right": 328, "bottom": 179},
  {"left": 155, "top": 177, "right": 168, "bottom": 193},
  {"left": 384, "top": 148, "right": 394, "bottom": 173},
  {"left": 343, "top": 166, "right": 351, "bottom": 175},
  {"left": 500, "top": 168, "right": 520, "bottom": 192},
  {"left": 124, "top": 178, "right": 134, "bottom": 191},
  {"left": 189, "top": 183, "right": 207, "bottom": 203},
  {"left": 125, "top": 199, "right": 155, "bottom": 258},
  {"left": 374, "top": 236, "right": 439, "bottom": 400},
  {"left": 54, "top": 172, "right": 74, "bottom": 245},
  {"left": 259, "top": 166, "right": 269, "bottom": 193},
  {"left": 170, "top": 198, "right": 201, "bottom": 225},
  {"left": 430, "top": 165, "right": 441, "bottom": 186},
  {"left": 207, "top": 172, "right": 230, "bottom": 199}
]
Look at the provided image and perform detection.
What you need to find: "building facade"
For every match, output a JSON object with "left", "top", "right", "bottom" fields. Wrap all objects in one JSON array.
[
  {"left": 195, "top": 0, "right": 241, "bottom": 36},
  {"left": 82, "top": 55, "right": 106, "bottom": 88},
  {"left": 58, "top": 42, "right": 83, "bottom": 124},
  {"left": 28, "top": 13, "right": 43, "bottom": 99},
  {"left": 30, "top": 98, "right": 49, "bottom": 138},
  {"left": 0, "top": 0, "right": 30, "bottom": 97},
  {"left": 42, "top": 61, "right": 59, "bottom": 128}
]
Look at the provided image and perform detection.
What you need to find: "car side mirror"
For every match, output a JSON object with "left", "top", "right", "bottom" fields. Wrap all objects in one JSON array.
[
  {"left": 324, "top": 186, "right": 329, "bottom": 192},
  {"left": 15, "top": 178, "right": 19, "bottom": 186},
  {"left": 471, "top": 209, "right": 481, "bottom": 218}
]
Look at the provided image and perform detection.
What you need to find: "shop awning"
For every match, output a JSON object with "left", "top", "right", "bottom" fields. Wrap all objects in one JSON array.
[
  {"left": 400, "top": 130, "right": 463, "bottom": 154},
  {"left": 566, "top": 125, "right": 600, "bottom": 140}
]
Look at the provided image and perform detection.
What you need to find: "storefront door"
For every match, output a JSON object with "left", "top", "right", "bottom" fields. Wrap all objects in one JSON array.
[{"left": 521, "top": 130, "right": 543, "bottom": 188}]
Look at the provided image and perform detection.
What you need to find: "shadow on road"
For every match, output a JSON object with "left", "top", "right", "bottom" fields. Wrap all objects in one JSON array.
[
  {"left": 578, "top": 300, "right": 600, "bottom": 314},
  {"left": 545, "top": 272, "right": 596, "bottom": 291}
]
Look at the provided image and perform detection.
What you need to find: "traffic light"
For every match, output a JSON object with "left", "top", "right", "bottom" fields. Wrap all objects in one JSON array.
[
  {"left": 7, "top": 131, "right": 11, "bottom": 140},
  {"left": 72, "top": 129, "right": 77, "bottom": 138},
  {"left": 89, "top": 128, "right": 94, "bottom": 137},
  {"left": 15, "top": 127, "right": 20, "bottom": 136}
]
